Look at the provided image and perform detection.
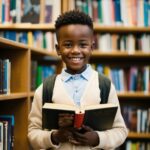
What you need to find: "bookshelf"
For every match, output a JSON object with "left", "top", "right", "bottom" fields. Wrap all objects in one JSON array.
[
  {"left": 0, "top": 36, "right": 61, "bottom": 149},
  {"left": 0, "top": 0, "right": 65, "bottom": 148},
  {"left": 0, "top": 0, "right": 150, "bottom": 149},
  {"left": 66, "top": 0, "right": 150, "bottom": 149}
]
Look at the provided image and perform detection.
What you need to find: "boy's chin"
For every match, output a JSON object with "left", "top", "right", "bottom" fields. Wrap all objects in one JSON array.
[{"left": 67, "top": 67, "right": 86, "bottom": 74}]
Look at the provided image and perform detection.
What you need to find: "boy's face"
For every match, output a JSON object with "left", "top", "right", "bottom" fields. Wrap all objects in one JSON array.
[{"left": 56, "top": 24, "right": 94, "bottom": 74}]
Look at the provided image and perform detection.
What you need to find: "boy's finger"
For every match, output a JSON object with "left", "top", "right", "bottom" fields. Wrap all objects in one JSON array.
[{"left": 82, "top": 125, "right": 93, "bottom": 131}]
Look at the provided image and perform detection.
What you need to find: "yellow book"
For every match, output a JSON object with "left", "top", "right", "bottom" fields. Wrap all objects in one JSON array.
[{"left": 27, "top": 31, "right": 33, "bottom": 46}]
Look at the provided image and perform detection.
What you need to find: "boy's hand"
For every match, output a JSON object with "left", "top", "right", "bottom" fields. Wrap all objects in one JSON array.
[
  {"left": 51, "top": 127, "right": 76, "bottom": 144},
  {"left": 72, "top": 125, "right": 99, "bottom": 147},
  {"left": 51, "top": 113, "right": 76, "bottom": 145}
]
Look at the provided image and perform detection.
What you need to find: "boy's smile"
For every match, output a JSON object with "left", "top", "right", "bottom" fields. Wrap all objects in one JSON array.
[{"left": 56, "top": 24, "right": 94, "bottom": 74}]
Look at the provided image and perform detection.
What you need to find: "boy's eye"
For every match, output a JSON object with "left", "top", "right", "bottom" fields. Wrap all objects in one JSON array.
[
  {"left": 79, "top": 43, "right": 89, "bottom": 48},
  {"left": 63, "top": 43, "right": 72, "bottom": 48}
]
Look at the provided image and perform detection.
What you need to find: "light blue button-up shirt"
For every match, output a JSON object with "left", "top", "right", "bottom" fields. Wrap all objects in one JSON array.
[{"left": 61, "top": 64, "right": 93, "bottom": 106}]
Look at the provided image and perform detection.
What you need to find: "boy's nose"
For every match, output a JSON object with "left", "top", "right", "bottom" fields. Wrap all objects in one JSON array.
[{"left": 71, "top": 45, "right": 80, "bottom": 53}]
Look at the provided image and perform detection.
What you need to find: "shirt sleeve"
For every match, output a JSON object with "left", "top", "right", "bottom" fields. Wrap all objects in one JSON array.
[
  {"left": 93, "top": 83, "right": 128, "bottom": 149},
  {"left": 28, "top": 84, "right": 60, "bottom": 149}
]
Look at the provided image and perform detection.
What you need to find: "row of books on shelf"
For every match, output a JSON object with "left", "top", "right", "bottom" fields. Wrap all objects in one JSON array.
[
  {"left": 122, "top": 106, "right": 150, "bottom": 133},
  {"left": 0, "top": 59, "right": 11, "bottom": 94},
  {"left": 0, "top": 0, "right": 61, "bottom": 24},
  {"left": 1, "top": 31, "right": 150, "bottom": 54},
  {"left": 125, "top": 140, "right": 150, "bottom": 150},
  {"left": 94, "top": 33, "right": 150, "bottom": 53},
  {"left": 0, "top": 115, "right": 14, "bottom": 150},
  {"left": 70, "top": 0, "right": 150, "bottom": 27},
  {"left": 94, "top": 64, "right": 150, "bottom": 92},
  {"left": 0, "top": 31, "right": 56, "bottom": 51},
  {"left": 31, "top": 61, "right": 56, "bottom": 91}
]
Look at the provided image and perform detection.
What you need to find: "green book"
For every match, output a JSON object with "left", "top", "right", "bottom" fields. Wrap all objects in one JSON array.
[{"left": 36, "top": 66, "right": 42, "bottom": 87}]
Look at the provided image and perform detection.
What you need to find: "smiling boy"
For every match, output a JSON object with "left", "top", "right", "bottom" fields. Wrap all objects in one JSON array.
[{"left": 28, "top": 10, "right": 128, "bottom": 150}]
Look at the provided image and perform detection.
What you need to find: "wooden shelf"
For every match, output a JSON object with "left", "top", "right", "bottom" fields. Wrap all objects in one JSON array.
[
  {"left": 128, "top": 132, "right": 150, "bottom": 139},
  {"left": 0, "top": 92, "right": 28, "bottom": 100},
  {"left": 0, "top": 37, "right": 60, "bottom": 59},
  {"left": 0, "top": 37, "right": 28, "bottom": 50},
  {"left": 94, "top": 23, "right": 150, "bottom": 33},
  {"left": 92, "top": 51, "right": 150, "bottom": 58},
  {"left": 0, "top": 23, "right": 150, "bottom": 33},
  {"left": 118, "top": 92, "right": 150, "bottom": 99},
  {"left": 31, "top": 47, "right": 58, "bottom": 57},
  {"left": 29, "top": 92, "right": 34, "bottom": 97},
  {"left": 0, "top": 23, "right": 55, "bottom": 30}
]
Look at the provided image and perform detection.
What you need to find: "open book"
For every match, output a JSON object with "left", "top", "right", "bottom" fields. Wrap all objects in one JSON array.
[{"left": 42, "top": 103, "right": 118, "bottom": 131}]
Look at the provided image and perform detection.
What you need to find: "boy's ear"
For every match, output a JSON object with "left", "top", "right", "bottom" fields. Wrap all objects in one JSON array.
[
  {"left": 91, "top": 41, "right": 95, "bottom": 50},
  {"left": 55, "top": 44, "right": 61, "bottom": 55}
]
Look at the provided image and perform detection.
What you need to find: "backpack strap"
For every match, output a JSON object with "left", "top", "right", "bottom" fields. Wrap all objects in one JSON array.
[
  {"left": 42, "top": 74, "right": 57, "bottom": 105},
  {"left": 42, "top": 73, "right": 111, "bottom": 105},
  {"left": 98, "top": 73, "right": 111, "bottom": 104}
]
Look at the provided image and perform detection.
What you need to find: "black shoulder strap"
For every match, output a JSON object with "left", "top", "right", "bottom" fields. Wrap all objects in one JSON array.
[
  {"left": 42, "top": 74, "right": 57, "bottom": 105},
  {"left": 98, "top": 73, "right": 111, "bottom": 104},
  {"left": 42, "top": 73, "right": 111, "bottom": 105}
]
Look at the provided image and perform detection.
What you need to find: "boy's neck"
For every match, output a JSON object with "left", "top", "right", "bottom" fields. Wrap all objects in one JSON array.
[{"left": 66, "top": 65, "right": 87, "bottom": 75}]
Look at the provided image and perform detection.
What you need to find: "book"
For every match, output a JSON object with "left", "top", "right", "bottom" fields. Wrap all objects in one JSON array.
[
  {"left": 0, "top": 115, "right": 15, "bottom": 150},
  {"left": 0, "top": 122, "right": 3, "bottom": 150},
  {"left": 42, "top": 103, "right": 118, "bottom": 131},
  {"left": 21, "top": 0, "right": 40, "bottom": 23}
]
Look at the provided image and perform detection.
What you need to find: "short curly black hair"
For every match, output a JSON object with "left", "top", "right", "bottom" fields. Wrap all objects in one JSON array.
[{"left": 55, "top": 10, "right": 93, "bottom": 39}]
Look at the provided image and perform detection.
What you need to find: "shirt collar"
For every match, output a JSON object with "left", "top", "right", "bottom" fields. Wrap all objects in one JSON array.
[{"left": 61, "top": 64, "right": 93, "bottom": 82}]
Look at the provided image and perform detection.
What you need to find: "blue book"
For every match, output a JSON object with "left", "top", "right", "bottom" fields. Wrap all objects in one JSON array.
[
  {"left": 19, "top": 32, "right": 28, "bottom": 44},
  {"left": 0, "top": 115, "right": 15, "bottom": 150},
  {"left": 144, "top": 0, "right": 149, "bottom": 27},
  {"left": 3, "top": 59, "right": 7, "bottom": 94},
  {"left": 2, "top": 0, "right": 5, "bottom": 23},
  {"left": 4, "top": 31, "right": 17, "bottom": 41},
  {"left": 113, "top": 0, "right": 122, "bottom": 23}
]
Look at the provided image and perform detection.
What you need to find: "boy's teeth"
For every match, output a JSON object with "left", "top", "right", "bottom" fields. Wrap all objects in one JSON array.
[{"left": 71, "top": 58, "right": 80, "bottom": 61}]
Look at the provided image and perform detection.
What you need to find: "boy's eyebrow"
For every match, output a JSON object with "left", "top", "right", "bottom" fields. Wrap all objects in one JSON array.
[
  {"left": 62, "top": 40, "right": 72, "bottom": 43},
  {"left": 62, "top": 40, "right": 90, "bottom": 43},
  {"left": 79, "top": 40, "right": 90, "bottom": 42}
]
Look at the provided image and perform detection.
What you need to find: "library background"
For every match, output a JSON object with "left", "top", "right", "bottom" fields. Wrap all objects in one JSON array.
[{"left": 0, "top": 0, "right": 150, "bottom": 149}]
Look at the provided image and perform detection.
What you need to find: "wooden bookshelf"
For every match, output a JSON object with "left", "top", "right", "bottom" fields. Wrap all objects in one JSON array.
[
  {"left": 66, "top": 0, "right": 150, "bottom": 149},
  {"left": 0, "top": 93, "right": 28, "bottom": 101},
  {"left": 92, "top": 51, "right": 150, "bottom": 58},
  {"left": 128, "top": 132, "right": 150, "bottom": 139},
  {"left": 0, "top": 23, "right": 55, "bottom": 31},
  {"left": 1, "top": 23, "right": 150, "bottom": 32},
  {"left": 0, "top": 0, "right": 150, "bottom": 149},
  {"left": 0, "top": 37, "right": 61, "bottom": 150},
  {"left": 94, "top": 24, "right": 150, "bottom": 33},
  {"left": 118, "top": 92, "right": 150, "bottom": 99}
]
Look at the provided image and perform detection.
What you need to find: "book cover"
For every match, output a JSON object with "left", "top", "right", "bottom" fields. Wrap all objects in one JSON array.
[
  {"left": 44, "top": 0, "right": 53, "bottom": 23},
  {"left": 42, "top": 103, "right": 118, "bottom": 131},
  {"left": 0, "top": 122, "right": 3, "bottom": 150},
  {"left": 0, "top": 115, "right": 15, "bottom": 150},
  {"left": 21, "top": 0, "right": 40, "bottom": 23}
]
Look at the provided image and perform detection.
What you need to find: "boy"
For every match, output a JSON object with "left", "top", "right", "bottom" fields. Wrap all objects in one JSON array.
[{"left": 28, "top": 10, "right": 128, "bottom": 150}]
